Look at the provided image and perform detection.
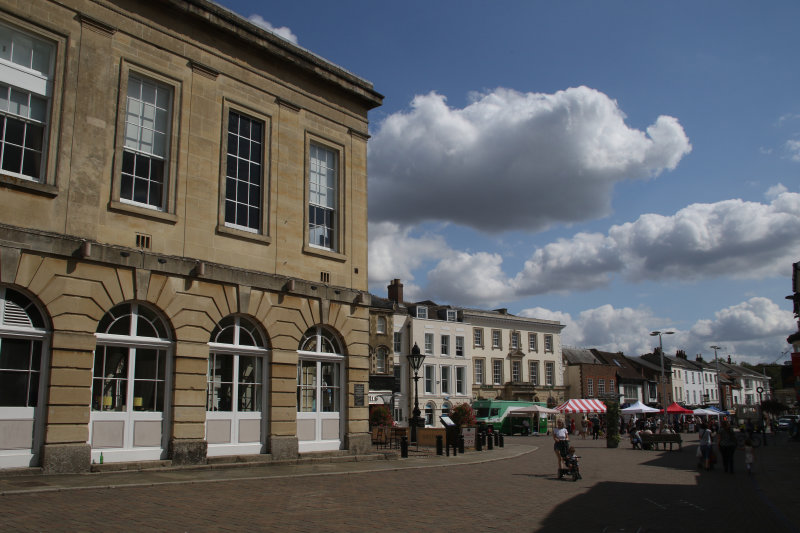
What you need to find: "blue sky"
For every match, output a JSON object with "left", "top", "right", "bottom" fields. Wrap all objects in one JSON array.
[{"left": 216, "top": 1, "right": 800, "bottom": 364}]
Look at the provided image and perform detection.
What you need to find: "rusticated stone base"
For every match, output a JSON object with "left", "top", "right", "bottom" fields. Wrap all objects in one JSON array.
[
  {"left": 345, "top": 432, "right": 371, "bottom": 455},
  {"left": 168, "top": 439, "right": 207, "bottom": 465},
  {"left": 269, "top": 435, "right": 298, "bottom": 460},
  {"left": 41, "top": 443, "right": 91, "bottom": 474}
]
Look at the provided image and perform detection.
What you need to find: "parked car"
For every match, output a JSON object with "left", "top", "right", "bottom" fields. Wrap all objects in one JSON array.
[{"left": 777, "top": 415, "right": 800, "bottom": 431}]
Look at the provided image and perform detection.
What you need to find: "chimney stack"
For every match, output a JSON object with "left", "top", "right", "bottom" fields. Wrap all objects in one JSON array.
[{"left": 388, "top": 279, "right": 403, "bottom": 303}]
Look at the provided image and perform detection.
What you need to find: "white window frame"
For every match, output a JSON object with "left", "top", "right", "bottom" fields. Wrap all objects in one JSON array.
[
  {"left": 492, "top": 330, "right": 501, "bottom": 349},
  {"left": 446, "top": 310, "right": 457, "bottom": 322},
  {"left": 393, "top": 331, "right": 402, "bottom": 353},
  {"left": 492, "top": 359, "right": 503, "bottom": 385},
  {"left": 512, "top": 360, "right": 521, "bottom": 383},
  {"left": 545, "top": 361, "right": 554, "bottom": 386},
  {"left": 0, "top": 22, "right": 56, "bottom": 186},
  {"left": 455, "top": 336, "right": 464, "bottom": 357},
  {"left": 473, "top": 328, "right": 483, "bottom": 347},
  {"left": 529, "top": 361, "right": 539, "bottom": 386},
  {"left": 510, "top": 332, "right": 519, "bottom": 350},
  {"left": 417, "top": 306, "right": 428, "bottom": 319},
  {"left": 206, "top": 315, "right": 270, "bottom": 457},
  {"left": 440, "top": 334, "right": 450, "bottom": 356},
  {"left": 544, "top": 334, "right": 553, "bottom": 353},
  {"left": 587, "top": 378, "right": 594, "bottom": 397},
  {"left": 424, "top": 364, "right": 435, "bottom": 394},
  {"left": 528, "top": 333, "right": 537, "bottom": 352},
  {"left": 222, "top": 107, "right": 267, "bottom": 234},
  {"left": 307, "top": 142, "right": 339, "bottom": 252},
  {"left": 424, "top": 333, "right": 434, "bottom": 355},
  {"left": 441, "top": 366, "right": 451, "bottom": 394},
  {"left": 376, "top": 316, "right": 386, "bottom": 334},
  {"left": 456, "top": 366, "right": 466, "bottom": 395},
  {"left": 474, "top": 358, "right": 484, "bottom": 386}
]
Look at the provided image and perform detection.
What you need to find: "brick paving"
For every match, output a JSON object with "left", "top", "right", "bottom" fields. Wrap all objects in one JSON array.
[{"left": 1, "top": 432, "right": 798, "bottom": 532}]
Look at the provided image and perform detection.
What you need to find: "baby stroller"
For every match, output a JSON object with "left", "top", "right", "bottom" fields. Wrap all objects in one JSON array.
[{"left": 557, "top": 442, "right": 581, "bottom": 481}]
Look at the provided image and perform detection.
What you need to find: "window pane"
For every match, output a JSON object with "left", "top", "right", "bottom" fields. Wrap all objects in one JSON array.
[
  {"left": 0, "top": 371, "right": 28, "bottom": 406},
  {"left": 0, "top": 337, "right": 32, "bottom": 370}
]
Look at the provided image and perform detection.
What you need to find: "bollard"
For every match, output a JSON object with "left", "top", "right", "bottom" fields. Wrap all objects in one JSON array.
[
  {"left": 499, "top": 433, "right": 504, "bottom": 448},
  {"left": 459, "top": 434, "right": 465, "bottom": 454},
  {"left": 487, "top": 434, "right": 494, "bottom": 450},
  {"left": 452, "top": 441, "right": 457, "bottom": 456},
  {"left": 436, "top": 435, "right": 443, "bottom": 455},
  {"left": 401, "top": 436, "right": 408, "bottom": 458},
  {"left": 476, "top": 433, "right": 482, "bottom": 451},
  {"left": 494, "top": 432, "right": 499, "bottom": 446}
]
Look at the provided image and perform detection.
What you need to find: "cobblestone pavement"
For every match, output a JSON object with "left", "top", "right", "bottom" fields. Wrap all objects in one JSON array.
[{"left": 1, "top": 432, "right": 798, "bottom": 532}]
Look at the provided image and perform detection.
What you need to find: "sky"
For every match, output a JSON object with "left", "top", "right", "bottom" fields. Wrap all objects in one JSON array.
[{"left": 215, "top": 1, "right": 800, "bottom": 365}]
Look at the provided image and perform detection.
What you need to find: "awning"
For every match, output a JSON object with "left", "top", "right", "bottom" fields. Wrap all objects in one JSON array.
[
  {"left": 507, "top": 405, "right": 560, "bottom": 416},
  {"left": 665, "top": 402, "right": 693, "bottom": 414},
  {"left": 555, "top": 399, "right": 607, "bottom": 413},
  {"left": 621, "top": 401, "right": 660, "bottom": 414}
]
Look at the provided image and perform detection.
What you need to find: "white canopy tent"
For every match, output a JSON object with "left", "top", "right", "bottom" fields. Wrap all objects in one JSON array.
[{"left": 621, "top": 401, "right": 661, "bottom": 415}]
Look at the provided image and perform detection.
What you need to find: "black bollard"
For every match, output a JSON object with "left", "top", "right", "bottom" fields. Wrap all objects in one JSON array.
[
  {"left": 459, "top": 434, "right": 465, "bottom": 454},
  {"left": 499, "top": 433, "right": 504, "bottom": 448},
  {"left": 476, "top": 433, "right": 482, "bottom": 451},
  {"left": 487, "top": 434, "right": 494, "bottom": 450},
  {"left": 452, "top": 441, "right": 457, "bottom": 456},
  {"left": 400, "top": 436, "right": 408, "bottom": 458},
  {"left": 494, "top": 431, "right": 499, "bottom": 446},
  {"left": 436, "top": 435, "right": 443, "bottom": 456}
]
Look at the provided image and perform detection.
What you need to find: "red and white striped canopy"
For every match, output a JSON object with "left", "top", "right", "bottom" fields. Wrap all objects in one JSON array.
[{"left": 555, "top": 399, "right": 607, "bottom": 413}]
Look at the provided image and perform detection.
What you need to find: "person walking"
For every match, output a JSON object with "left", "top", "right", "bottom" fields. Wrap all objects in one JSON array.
[
  {"left": 580, "top": 417, "right": 588, "bottom": 439},
  {"left": 591, "top": 416, "right": 601, "bottom": 440},
  {"left": 717, "top": 420, "right": 737, "bottom": 474},
  {"left": 744, "top": 438, "right": 755, "bottom": 475},
  {"left": 699, "top": 422, "right": 714, "bottom": 471},
  {"left": 553, "top": 419, "right": 570, "bottom": 475}
]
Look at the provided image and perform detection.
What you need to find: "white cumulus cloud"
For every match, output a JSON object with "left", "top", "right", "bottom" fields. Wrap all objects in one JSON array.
[
  {"left": 369, "top": 86, "right": 691, "bottom": 233},
  {"left": 247, "top": 15, "right": 298, "bottom": 44}
]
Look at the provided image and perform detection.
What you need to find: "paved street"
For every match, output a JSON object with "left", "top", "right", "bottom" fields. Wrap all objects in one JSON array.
[{"left": 1, "top": 432, "right": 798, "bottom": 532}]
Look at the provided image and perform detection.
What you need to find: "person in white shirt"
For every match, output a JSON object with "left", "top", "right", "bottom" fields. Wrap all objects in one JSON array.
[{"left": 553, "top": 419, "right": 570, "bottom": 472}]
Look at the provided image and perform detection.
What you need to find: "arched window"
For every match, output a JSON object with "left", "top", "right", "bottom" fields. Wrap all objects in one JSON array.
[
  {"left": 206, "top": 315, "right": 269, "bottom": 454},
  {"left": 442, "top": 401, "right": 452, "bottom": 416},
  {"left": 0, "top": 287, "right": 49, "bottom": 468},
  {"left": 297, "top": 326, "right": 344, "bottom": 452},
  {"left": 91, "top": 303, "right": 172, "bottom": 463},
  {"left": 424, "top": 402, "right": 435, "bottom": 426},
  {"left": 207, "top": 316, "right": 268, "bottom": 413},
  {"left": 0, "top": 288, "right": 47, "bottom": 408},
  {"left": 93, "top": 303, "right": 170, "bottom": 413},
  {"left": 376, "top": 346, "right": 387, "bottom": 374}
]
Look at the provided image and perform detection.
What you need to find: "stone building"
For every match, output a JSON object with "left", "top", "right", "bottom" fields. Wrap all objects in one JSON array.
[
  {"left": 0, "top": 0, "right": 381, "bottom": 472},
  {"left": 464, "top": 308, "right": 565, "bottom": 407}
]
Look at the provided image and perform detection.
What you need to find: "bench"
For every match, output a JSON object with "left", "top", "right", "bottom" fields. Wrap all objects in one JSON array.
[{"left": 640, "top": 433, "right": 682, "bottom": 451}]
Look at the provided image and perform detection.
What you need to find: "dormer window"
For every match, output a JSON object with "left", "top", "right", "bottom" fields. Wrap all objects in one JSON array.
[
  {"left": 417, "top": 306, "right": 427, "bottom": 319},
  {"left": 446, "top": 310, "right": 456, "bottom": 322}
]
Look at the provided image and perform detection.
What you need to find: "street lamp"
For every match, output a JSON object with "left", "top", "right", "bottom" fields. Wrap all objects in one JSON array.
[
  {"left": 407, "top": 342, "right": 426, "bottom": 444},
  {"left": 650, "top": 330, "right": 674, "bottom": 426},
  {"left": 710, "top": 345, "right": 722, "bottom": 409}
]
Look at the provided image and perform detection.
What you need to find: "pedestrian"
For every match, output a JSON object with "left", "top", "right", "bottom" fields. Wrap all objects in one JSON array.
[
  {"left": 553, "top": 419, "right": 569, "bottom": 474},
  {"left": 699, "top": 422, "right": 713, "bottom": 471},
  {"left": 580, "top": 417, "right": 588, "bottom": 439},
  {"left": 717, "top": 420, "right": 737, "bottom": 474},
  {"left": 592, "top": 416, "right": 601, "bottom": 440},
  {"left": 570, "top": 418, "right": 576, "bottom": 436},
  {"left": 744, "top": 438, "right": 755, "bottom": 475}
]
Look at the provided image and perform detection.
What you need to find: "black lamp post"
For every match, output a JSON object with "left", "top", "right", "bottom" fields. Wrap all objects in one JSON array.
[
  {"left": 650, "top": 330, "right": 673, "bottom": 427},
  {"left": 407, "top": 342, "right": 426, "bottom": 444}
]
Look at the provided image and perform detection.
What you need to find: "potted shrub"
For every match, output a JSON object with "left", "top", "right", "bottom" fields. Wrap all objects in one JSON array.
[
  {"left": 606, "top": 401, "right": 621, "bottom": 448},
  {"left": 369, "top": 405, "right": 393, "bottom": 427},
  {"left": 449, "top": 403, "right": 476, "bottom": 427}
]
